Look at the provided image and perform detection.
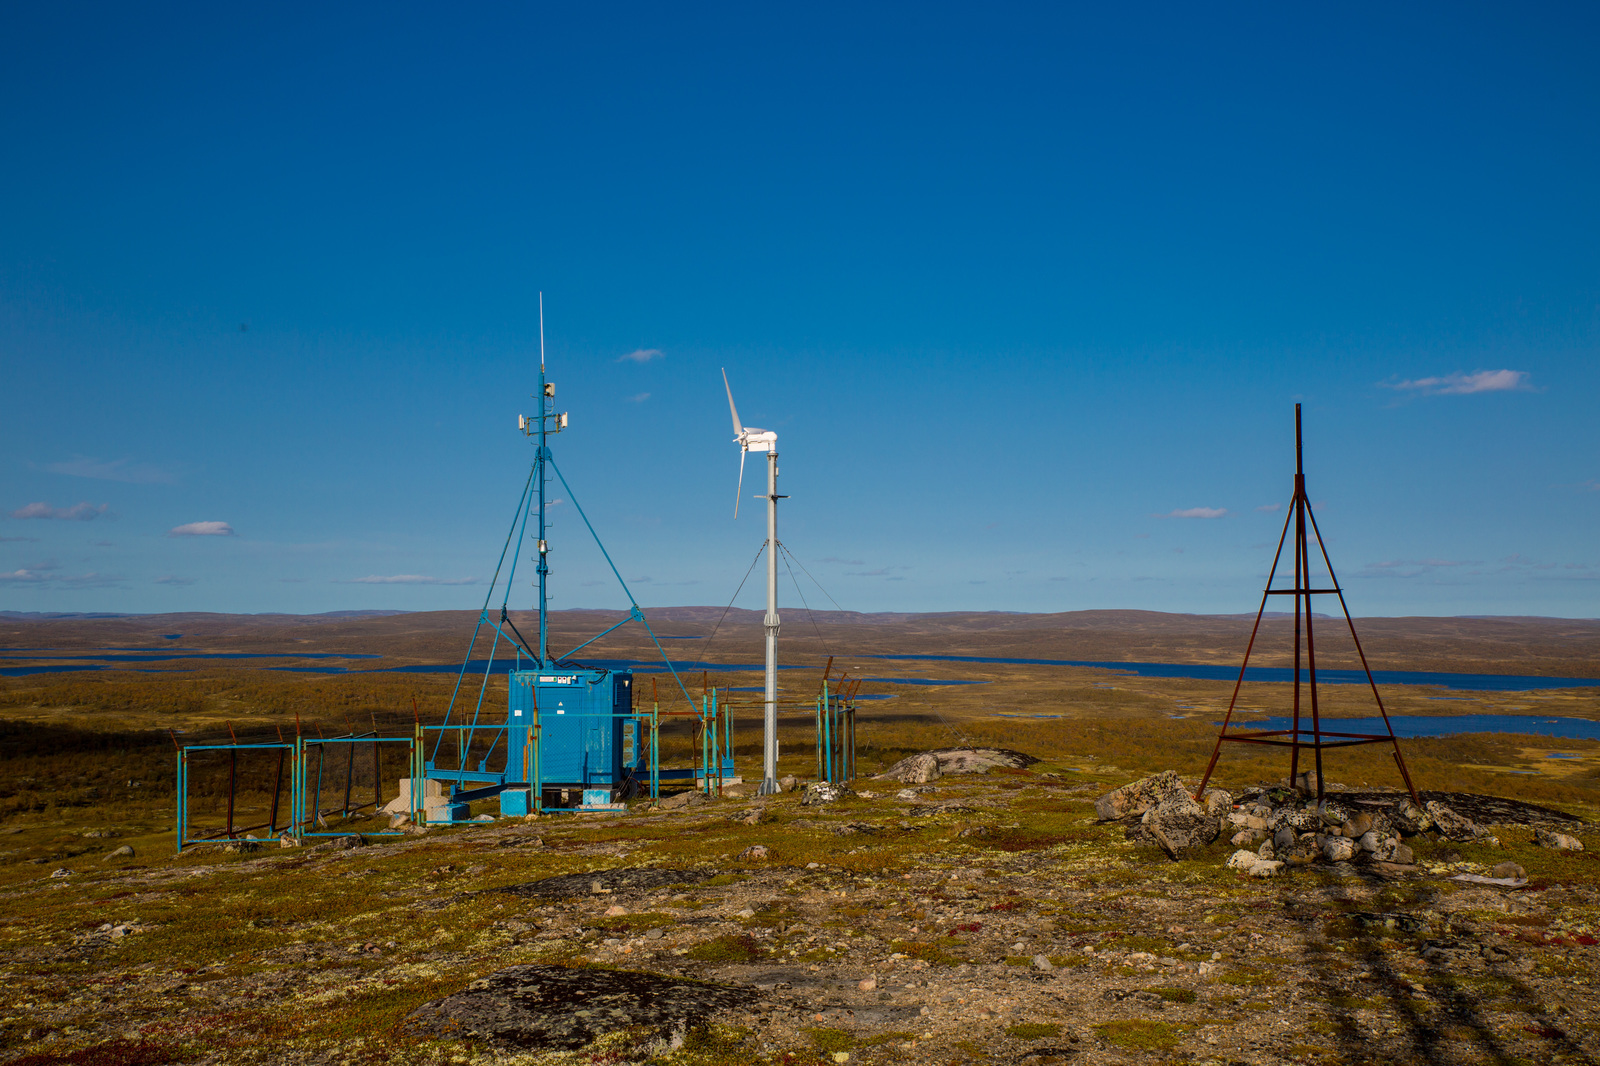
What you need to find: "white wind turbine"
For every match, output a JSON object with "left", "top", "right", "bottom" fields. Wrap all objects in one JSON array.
[{"left": 723, "top": 368, "right": 782, "bottom": 796}]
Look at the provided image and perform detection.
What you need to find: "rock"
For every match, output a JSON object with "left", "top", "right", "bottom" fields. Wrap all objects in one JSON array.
[
  {"left": 644, "top": 927, "right": 665, "bottom": 940},
  {"left": 1229, "top": 811, "right": 1271, "bottom": 831},
  {"left": 802, "top": 782, "right": 855, "bottom": 806},
  {"left": 389, "top": 814, "right": 411, "bottom": 829},
  {"left": 1535, "top": 828, "right": 1584, "bottom": 851},
  {"left": 1357, "top": 830, "right": 1382, "bottom": 853},
  {"left": 1390, "top": 843, "right": 1415, "bottom": 864},
  {"left": 858, "top": 977, "right": 877, "bottom": 992},
  {"left": 1094, "top": 770, "right": 1190, "bottom": 822},
  {"left": 1273, "top": 826, "right": 1299, "bottom": 852},
  {"left": 1274, "top": 806, "right": 1321, "bottom": 833},
  {"left": 1032, "top": 954, "right": 1053, "bottom": 972},
  {"left": 779, "top": 775, "right": 799, "bottom": 791},
  {"left": 1144, "top": 792, "right": 1221, "bottom": 860},
  {"left": 1250, "top": 860, "right": 1285, "bottom": 878},
  {"left": 472, "top": 814, "right": 495, "bottom": 822},
  {"left": 1293, "top": 770, "right": 1320, "bottom": 794},
  {"left": 1230, "top": 829, "right": 1262, "bottom": 847},
  {"left": 1425, "top": 801, "right": 1481, "bottom": 843},
  {"left": 1345, "top": 812, "right": 1375, "bottom": 838},
  {"left": 1491, "top": 862, "right": 1526, "bottom": 880},
  {"left": 731, "top": 807, "right": 765, "bottom": 826},
  {"left": 1201, "top": 789, "right": 1234, "bottom": 817},
  {"left": 404, "top": 964, "right": 760, "bottom": 1051},
  {"left": 895, "top": 789, "right": 919, "bottom": 801},
  {"left": 878, "top": 752, "right": 942, "bottom": 784},
  {"left": 279, "top": 834, "right": 301, "bottom": 847},
  {"left": 657, "top": 790, "right": 706, "bottom": 810},
  {"left": 924, "top": 747, "right": 1037, "bottom": 774},
  {"left": 49, "top": 867, "right": 71, "bottom": 878},
  {"left": 1392, "top": 799, "right": 1432, "bottom": 835},
  {"left": 738, "top": 845, "right": 771, "bottom": 861},
  {"left": 1321, "top": 836, "right": 1359, "bottom": 863},
  {"left": 104, "top": 844, "right": 134, "bottom": 860},
  {"left": 1226, "top": 849, "right": 1260, "bottom": 872},
  {"left": 604, "top": 905, "right": 629, "bottom": 917},
  {"left": 1256, "top": 841, "right": 1276, "bottom": 861}
]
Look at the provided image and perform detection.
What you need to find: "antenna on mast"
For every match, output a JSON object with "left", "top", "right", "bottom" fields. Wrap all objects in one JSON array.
[{"left": 539, "top": 291, "right": 546, "bottom": 374}]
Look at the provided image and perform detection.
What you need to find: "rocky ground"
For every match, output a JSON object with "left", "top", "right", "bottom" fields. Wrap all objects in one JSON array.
[{"left": 2, "top": 755, "right": 1598, "bottom": 1066}]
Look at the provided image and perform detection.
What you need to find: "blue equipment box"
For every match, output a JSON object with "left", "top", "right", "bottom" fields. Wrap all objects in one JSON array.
[{"left": 506, "top": 668, "right": 640, "bottom": 787}]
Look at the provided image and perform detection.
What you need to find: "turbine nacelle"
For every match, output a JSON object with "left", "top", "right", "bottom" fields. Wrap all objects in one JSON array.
[{"left": 722, "top": 369, "right": 777, "bottom": 517}]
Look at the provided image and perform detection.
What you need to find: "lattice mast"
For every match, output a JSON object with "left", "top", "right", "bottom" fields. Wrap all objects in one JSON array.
[{"left": 1195, "top": 405, "right": 1420, "bottom": 806}]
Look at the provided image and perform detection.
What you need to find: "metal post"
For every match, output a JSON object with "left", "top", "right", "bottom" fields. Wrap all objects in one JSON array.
[{"left": 758, "top": 448, "right": 781, "bottom": 794}]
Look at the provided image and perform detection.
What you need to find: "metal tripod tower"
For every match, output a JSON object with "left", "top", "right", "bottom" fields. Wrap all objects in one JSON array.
[{"left": 1195, "top": 404, "right": 1420, "bottom": 806}]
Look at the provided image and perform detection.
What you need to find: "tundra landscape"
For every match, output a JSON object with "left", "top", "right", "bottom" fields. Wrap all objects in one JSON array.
[{"left": 1, "top": 609, "right": 1597, "bottom": 1066}]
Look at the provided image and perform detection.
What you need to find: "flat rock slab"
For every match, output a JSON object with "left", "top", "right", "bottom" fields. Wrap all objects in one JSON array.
[
  {"left": 405, "top": 964, "right": 760, "bottom": 1051},
  {"left": 1341, "top": 791, "right": 1584, "bottom": 827},
  {"left": 495, "top": 867, "right": 716, "bottom": 900}
]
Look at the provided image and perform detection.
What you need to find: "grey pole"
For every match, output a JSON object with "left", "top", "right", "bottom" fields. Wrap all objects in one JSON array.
[{"left": 758, "top": 448, "right": 781, "bottom": 795}]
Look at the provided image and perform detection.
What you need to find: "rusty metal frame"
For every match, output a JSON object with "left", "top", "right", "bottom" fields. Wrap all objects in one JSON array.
[{"left": 1196, "top": 405, "right": 1420, "bottom": 806}]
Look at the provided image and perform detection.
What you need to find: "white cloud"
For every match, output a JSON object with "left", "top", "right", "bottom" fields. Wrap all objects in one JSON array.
[
  {"left": 0, "top": 568, "right": 123, "bottom": 587},
  {"left": 337, "top": 574, "right": 478, "bottom": 585},
  {"left": 1385, "top": 369, "right": 1532, "bottom": 396},
  {"left": 1256, "top": 503, "right": 1282, "bottom": 513},
  {"left": 10, "top": 501, "right": 113, "bottom": 521},
  {"left": 45, "top": 456, "right": 173, "bottom": 484},
  {"left": 1159, "top": 507, "right": 1228, "bottom": 519},
  {"left": 617, "top": 348, "right": 664, "bottom": 364},
  {"left": 818, "top": 557, "right": 865, "bottom": 566},
  {"left": 627, "top": 392, "right": 651, "bottom": 403},
  {"left": 169, "top": 521, "right": 235, "bottom": 537},
  {"left": 154, "top": 574, "right": 197, "bottom": 586}
]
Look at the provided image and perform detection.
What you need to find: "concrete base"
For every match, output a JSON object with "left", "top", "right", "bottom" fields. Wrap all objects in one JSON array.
[
  {"left": 499, "top": 788, "right": 533, "bottom": 817},
  {"left": 424, "top": 802, "right": 469, "bottom": 824}
]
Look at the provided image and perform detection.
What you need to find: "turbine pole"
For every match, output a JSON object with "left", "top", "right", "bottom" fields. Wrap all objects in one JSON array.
[{"left": 759, "top": 448, "right": 781, "bottom": 795}]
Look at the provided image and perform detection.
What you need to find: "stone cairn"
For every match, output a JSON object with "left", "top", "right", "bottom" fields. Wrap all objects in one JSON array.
[{"left": 1094, "top": 770, "right": 1506, "bottom": 877}]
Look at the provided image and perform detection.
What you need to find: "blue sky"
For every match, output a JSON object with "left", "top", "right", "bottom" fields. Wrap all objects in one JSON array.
[{"left": 2, "top": 3, "right": 1597, "bottom": 618}]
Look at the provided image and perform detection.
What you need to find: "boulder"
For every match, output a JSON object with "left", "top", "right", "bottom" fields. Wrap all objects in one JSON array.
[
  {"left": 1320, "top": 836, "right": 1359, "bottom": 863},
  {"left": 1229, "top": 811, "right": 1271, "bottom": 832},
  {"left": 1392, "top": 799, "right": 1432, "bottom": 835},
  {"left": 1389, "top": 843, "right": 1415, "bottom": 865},
  {"left": 878, "top": 752, "right": 941, "bottom": 784},
  {"left": 1357, "top": 830, "right": 1382, "bottom": 854},
  {"left": 1272, "top": 826, "right": 1299, "bottom": 852},
  {"left": 1201, "top": 789, "right": 1234, "bottom": 817},
  {"left": 656, "top": 790, "right": 706, "bottom": 811},
  {"left": 801, "top": 782, "right": 855, "bottom": 806},
  {"left": 1256, "top": 840, "right": 1276, "bottom": 861},
  {"left": 1230, "top": 829, "right": 1263, "bottom": 848},
  {"left": 1144, "top": 793, "right": 1221, "bottom": 860},
  {"left": 1226, "top": 849, "right": 1261, "bottom": 872},
  {"left": 1425, "top": 801, "right": 1482, "bottom": 843},
  {"left": 1273, "top": 806, "right": 1321, "bottom": 833},
  {"left": 1250, "top": 859, "right": 1285, "bottom": 878},
  {"left": 1094, "top": 770, "right": 1190, "bottom": 822},
  {"left": 779, "top": 775, "right": 800, "bottom": 791},
  {"left": 737, "top": 845, "right": 770, "bottom": 861},
  {"left": 1344, "top": 812, "right": 1375, "bottom": 839},
  {"left": 104, "top": 844, "right": 135, "bottom": 860},
  {"left": 1535, "top": 828, "right": 1584, "bottom": 852}
]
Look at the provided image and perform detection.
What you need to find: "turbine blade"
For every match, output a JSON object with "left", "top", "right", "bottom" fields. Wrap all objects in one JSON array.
[
  {"left": 734, "top": 449, "right": 746, "bottom": 518},
  {"left": 721, "top": 368, "right": 744, "bottom": 436}
]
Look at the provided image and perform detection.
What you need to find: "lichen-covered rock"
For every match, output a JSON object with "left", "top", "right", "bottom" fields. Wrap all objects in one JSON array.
[
  {"left": 1273, "top": 806, "right": 1321, "bottom": 833},
  {"left": 1230, "top": 829, "right": 1263, "bottom": 847},
  {"left": 1144, "top": 793, "right": 1221, "bottom": 860},
  {"left": 879, "top": 752, "right": 941, "bottom": 784},
  {"left": 1201, "top": 789, "right": 1234, "bottom": 817},
  {"left": 1357, "top": 830, "right": 1382, "bottom": 853},
  {"left": 1226, "top": 849, "right": 1260, "bottom": 872},
  {"left": 801, "top": 782, "right": 855, "bottom": 806},
  {"left": 1272, "top": 826, "right": 1299, "bottom": 852},
  {"left": 1256, "top": 840, "right": 1276, "bottom": 861},
  {"left": 1094, "top": 770, "right": 1189, "bottom": 822},
  {"left": 1392, "top": 799, "right": 1432, "bottom": 835},
  {"left": 1535, "top": 828, "right": 1584, "bottom": 851},
  {"left": 1249, "top": 859, "right": 1284, "bottom": 878},
  {"left": 1426, "top": 800, "right": 1482, "bottom": 843},
  {"left": 1320, "top": 835, "right": 1358, "bottom": 862}
]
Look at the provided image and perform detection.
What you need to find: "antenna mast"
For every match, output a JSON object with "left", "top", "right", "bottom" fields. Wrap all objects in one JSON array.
[{"left": 536, "top": 293, "right": 550, "bottom": 667}]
